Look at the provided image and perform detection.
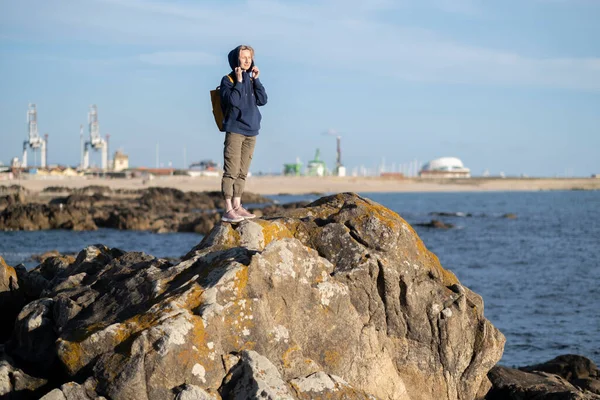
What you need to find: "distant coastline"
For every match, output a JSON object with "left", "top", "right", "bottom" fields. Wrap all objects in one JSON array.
[{"left": 3, "top": 175, "right": 600, "bottom": 196}]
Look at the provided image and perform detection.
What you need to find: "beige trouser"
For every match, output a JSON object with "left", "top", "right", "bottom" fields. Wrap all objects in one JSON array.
[{"left": 221, "top": 132, "right": 257, "bottom": 199}]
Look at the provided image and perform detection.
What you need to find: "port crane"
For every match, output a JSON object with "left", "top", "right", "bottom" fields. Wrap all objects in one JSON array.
[
  {"left": 82, "top": 104, "right": 108, "bottom": 170},
  {"left": 22, "top": 104, "right": 47, "bottom": 168}
]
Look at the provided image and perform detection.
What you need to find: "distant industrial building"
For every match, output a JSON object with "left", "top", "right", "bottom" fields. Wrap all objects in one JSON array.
[
  {"left": 419, "top": 157, "right": 471, "bottom": 178},
  {"left": 113, "top": 151, "right": 129, "bottom": 172},
  {"left": 306, "top": 149, "right": 327, "bottom": 177}
]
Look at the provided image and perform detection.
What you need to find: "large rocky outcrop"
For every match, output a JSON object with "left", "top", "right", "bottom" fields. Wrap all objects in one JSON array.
[{"left": 3, "top": 193, "right": 505, "bottom": 399}]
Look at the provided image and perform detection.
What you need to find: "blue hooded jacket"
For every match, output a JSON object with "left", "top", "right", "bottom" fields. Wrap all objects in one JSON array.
[{"left": 219, "top": 46, "right": 268, "bottom": 136}]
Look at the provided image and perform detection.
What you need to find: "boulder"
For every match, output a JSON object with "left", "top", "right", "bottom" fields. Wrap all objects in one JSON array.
[
  {"left": 4, "top": 193, "right": 504, "bottom": 399},
  {"left": 414, "top": 219, "right": 455, "bottom": 229},
  {"left": 39, "top": 378, "right": 105, "bottom": 400},
  {"left": 0, "top": 351, "right": 48, "bottom": 399},
  {"left": 487, "top": 364, "right": 600, "bottom": 400},
  {"left": 520, "top": 354, "right": 599, "bottom": 382},
  {"left": 0, "top": 203, "right": 97, "bottom": 231},
  {"left": 7, "top": 298, "right": 58, "bottom": 374},
  {"left": 0, "top": 256, "right": 25, "bottom": 342},
  {"left": 487, "top": 355, "right": 600, "bottom": 399}
]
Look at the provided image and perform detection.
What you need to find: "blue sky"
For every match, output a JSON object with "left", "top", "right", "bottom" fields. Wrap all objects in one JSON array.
[{"left": 1, "top": 0, "right": 599, "bottom": 177}]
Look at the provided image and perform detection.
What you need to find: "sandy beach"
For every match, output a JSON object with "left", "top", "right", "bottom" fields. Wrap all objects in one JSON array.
[{"left": 5, "top": 175, "right": 600, "bottom": 195}]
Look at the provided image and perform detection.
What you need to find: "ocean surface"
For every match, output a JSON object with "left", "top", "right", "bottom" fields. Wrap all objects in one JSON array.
[{"left": 1, "top": 190, "right": 599, "bottom": 368}]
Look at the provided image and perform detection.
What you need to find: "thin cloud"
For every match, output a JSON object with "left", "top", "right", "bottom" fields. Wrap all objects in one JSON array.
[
  {"left": 2, "top": 0, "right": 599, "bottom": 90},
  {"left": 430, "top": 0, "right": 483, "bottom": 16},
  {"left": 138, "top": 51, "right": 219, "bottom": 67}
]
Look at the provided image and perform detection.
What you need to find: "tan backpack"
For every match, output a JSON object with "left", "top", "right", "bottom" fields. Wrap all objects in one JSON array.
[{"left": 210, "top": 74, "right": 234, "bottom": 132}]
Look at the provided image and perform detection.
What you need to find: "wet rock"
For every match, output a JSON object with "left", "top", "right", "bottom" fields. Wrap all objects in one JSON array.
[
  {"left": 430, "top": 211, "right": 472, "bottom": 217},
  {"left": 72, "top": 186, "right": 112, "bottom": 196},
  {"left": 521, "top": 354, "right": 599, "bottom": 382},
  {"left": 0, "top": 185, "right": 28, "bottom": 195},
  {"left": 100, "top": 208, "right": 153, "bottom": 230},
  {"left": 487, "top": 364, "right": 600, "bottom": 400},
  {"left": 240, "top": 191, "right": 273, "bottom": 205},
  {"left": 502, "top": 213, "right": 517, "bottom": 219},
  {"left": 42, "top": 186, "right": 74, "bottom": 194},
  {"left": 31, "top": 251, "right": 77, "bottom": 264},
  {"left": 414, "top": 219, "right": 455, "bottom": 229},
  {"left": 1, "top": 187, "right": 272, "bottom": 233},
  {"left": 0, "top": 203, "right": 97, "bottom": 231}
]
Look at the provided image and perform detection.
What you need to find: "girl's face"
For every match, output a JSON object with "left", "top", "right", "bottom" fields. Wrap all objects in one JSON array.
[{"left": 239, "top": 49, "right": 253, "bottom": 70}]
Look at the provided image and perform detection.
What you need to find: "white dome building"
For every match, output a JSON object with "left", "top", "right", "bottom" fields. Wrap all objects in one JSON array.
[{"left": 419, "top": 157, "right": 470, "bottom": 178}]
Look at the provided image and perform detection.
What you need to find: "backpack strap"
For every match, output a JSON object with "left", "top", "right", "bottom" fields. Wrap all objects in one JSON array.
[{"left": 226, "top": 73, "right": 234, "bottom": 84}]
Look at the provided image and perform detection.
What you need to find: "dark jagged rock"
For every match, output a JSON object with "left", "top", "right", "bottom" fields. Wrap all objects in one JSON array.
[
  {"left": 0, "top": 203, "right": 97, "bottom": 231},
  {"left": 30, "top": 251, "right": 77, "bottom": 264},
  {"left": 39, "top": 378, "right": 105, "bottom": 400},
  {"left": 42, "top": 186, "right": 74, "bottom": 194},
  {"left": 520, "top": 354, "right": 599, "bottom": 382},
  {"left": 0, "top": 349, "right": 49, "bottom": 400},
  {"left": 429, "top": 212, "right": 472, "bottom": 217},
  {"left": 1, "top": 187, "right": 274, "bottom": 233},
  {"left": 0, "top": 185, "right": 28, "bottom": 194},
  {"left": 487, "top": 355, "right": 600, "bottom": 399},
  {"left": 0, "top": 192, "right": 26, "bottom": 211},
  {"left": 415, "top": 219, "right": 455, "bottom": 229}
]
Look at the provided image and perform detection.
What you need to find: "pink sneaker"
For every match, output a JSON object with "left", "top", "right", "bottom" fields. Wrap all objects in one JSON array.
[
  {"left": 222, "top": 209, "right": 244, "bottom": 223},
  {"left": 234, "top": 205, "right": 256, "bottom": 220}
]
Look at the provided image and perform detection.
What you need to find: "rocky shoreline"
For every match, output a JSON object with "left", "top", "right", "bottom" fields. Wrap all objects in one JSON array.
[
  {"left": 0, "top": 185, "right": 304, "bottom": 235},
  {"left": 1, "top": 193, "right": 598, "bottom": 399}
]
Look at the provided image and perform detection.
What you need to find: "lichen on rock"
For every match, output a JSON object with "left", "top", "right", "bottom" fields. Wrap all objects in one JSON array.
[{"left": 4, "top": 192, "right": 506, "bottom": 399}]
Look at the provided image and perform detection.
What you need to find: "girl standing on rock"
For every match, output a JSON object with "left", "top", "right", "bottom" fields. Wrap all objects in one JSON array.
[{"left": 219, "top": 45, "right": 268, "bottom": 223}]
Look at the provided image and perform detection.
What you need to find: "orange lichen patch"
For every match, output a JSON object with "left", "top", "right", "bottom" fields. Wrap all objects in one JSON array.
[
  {"left": 58, "top": 340, "right": 86, "bottom": 375},
  {"left": 254, "top": 220, "right": 294, "bottom": 246},
  {"left": 210, "top": 266, "right": 256, "bottom": 352},
  {"left": 178, "top": 284, "right": 205, "bottom": 311},
  {"left": 407, "top": 228, "right": 459, "bottom": 287},
  {"left": 175, "top": 316, "right": 214, "bottom": 370},
  {"left": 233, "top": 266, "right": 249, "bottom": 295},
  {"left": 359, "top": 197, "right": 403, "bottom": 230},
  {"left": 61, "top": 322, "right": 133, "bottom": 374},
  {"left": 435, "top": 264, "right": 459, "bottom": 287},
  {"left": 226, "top": 227, "right": 242, "bottom": 248},
  {"left": 122, "top": 311, "right": 163, "bottom": 333},
  {"left": 323, "top": 349, "right": 342, "bottom": 369},
  {"left": 282, "top": 345, "right": 302, "bottom": 369},
  {"left": 240, "top": 340, "right": 256, "bottom": 351}
]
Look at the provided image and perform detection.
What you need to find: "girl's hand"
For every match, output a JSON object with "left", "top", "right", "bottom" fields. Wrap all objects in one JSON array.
[
  {"left": 235, "top": 67, "right": 243, "bottom": 82},
  {"left": 251, "top": 66, "right": 260, "bottom": 79}
]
